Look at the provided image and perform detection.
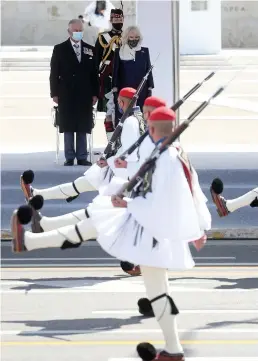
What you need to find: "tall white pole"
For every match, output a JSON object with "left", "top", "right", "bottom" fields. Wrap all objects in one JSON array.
[{"left": 171, "top": 0, "right": 180, "bottom": 127}]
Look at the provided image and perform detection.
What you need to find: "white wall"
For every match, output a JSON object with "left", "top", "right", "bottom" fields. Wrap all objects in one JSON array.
[
  {"left": 222, "top": 1, "right": 258, "bottom": 48},
  {"left": 136, "top": 0, "right": 174, "bottom": 105},
  {"left": 1, "top": 1, "right": 136, "bottom": 46},
  {"left": 180, "top": 0, "right": 221, "bottom": 54}
]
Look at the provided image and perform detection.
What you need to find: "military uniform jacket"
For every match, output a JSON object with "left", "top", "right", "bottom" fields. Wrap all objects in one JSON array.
[{"left": 95, "top": 30, "right": 122, "bottom": 72}]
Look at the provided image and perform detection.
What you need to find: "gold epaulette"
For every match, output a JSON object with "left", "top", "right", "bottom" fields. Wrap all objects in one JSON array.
[{"left": 98, "top": 32, "right": 121, "bottom": 49}]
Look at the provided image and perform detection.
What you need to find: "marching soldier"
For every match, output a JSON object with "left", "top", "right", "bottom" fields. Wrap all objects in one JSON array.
[{"left": 95, "top": 8, "right": 124, "bottom": 133}]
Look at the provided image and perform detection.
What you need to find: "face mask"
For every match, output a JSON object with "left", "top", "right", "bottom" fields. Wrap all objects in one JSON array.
[
  {"left": 72, "top": 31, "right": 83, "bottom": 41},
  {"left": 128, "top": 39, "right": 139, "bottom": 48},
  {"left": 118, "top": 105, "right": 123, "bottom": 114},
  {"left": 112, "top": 23, "right": 123, "bottom": 31}
]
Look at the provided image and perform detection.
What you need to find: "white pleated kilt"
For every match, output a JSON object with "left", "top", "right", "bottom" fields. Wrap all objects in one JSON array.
[
  {"left": 83, "top": 164, "right": 114, "bottom": 192},
  {"left": 88, "top": 197, "right": 195, "bottom": 270}
]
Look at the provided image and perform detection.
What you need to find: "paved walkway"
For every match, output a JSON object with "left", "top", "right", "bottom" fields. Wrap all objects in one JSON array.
[{"left": 1, "top": 265, "right": 258, "bottom": 360}]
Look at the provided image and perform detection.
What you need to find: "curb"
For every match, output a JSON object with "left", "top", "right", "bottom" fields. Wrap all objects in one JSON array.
[{"left": 2, "top": 228, "right": 258, "bottom": 241}]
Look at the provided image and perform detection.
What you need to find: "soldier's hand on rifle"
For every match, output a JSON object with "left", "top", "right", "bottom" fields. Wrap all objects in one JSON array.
[
  {"left": 111, "top": 195, "right": 127, "bottom": 208},
  {"left": 192, "top": 234, "right": 207, "bottom": 251},
  {"left": 52, "top": 96, "right": 58, "bottom": 104},
  {"left": 114, "top": 158, "right": 127, "bottom": 168},
  {"left": 97, "top": 158, "right": 108, "bottom": 168}
]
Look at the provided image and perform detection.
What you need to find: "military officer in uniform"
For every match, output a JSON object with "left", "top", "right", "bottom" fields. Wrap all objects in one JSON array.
[{"left": 95, "top": 8, "right": 124, "bottom": 134}]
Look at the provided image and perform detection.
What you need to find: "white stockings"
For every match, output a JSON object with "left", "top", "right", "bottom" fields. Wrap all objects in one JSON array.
[
  {"left": 33, "top": 176, "right": 96, "bottom": 200},
  {"left": 25, "top": 217, "right": 97, "bottom": 251},
  {"left": 40, "top": 209, "right": 89, "bottom": 231},
  {"left": 140, "top": 266, "right": 183, "bottom": 354},
  {"left": 226, "top": 187, "right": 258, "bottom": 212}
]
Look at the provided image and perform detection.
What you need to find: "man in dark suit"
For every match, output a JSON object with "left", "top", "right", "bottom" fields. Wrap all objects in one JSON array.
[{"left": 50, "top": 19, "right": 99, "bottom": 166}]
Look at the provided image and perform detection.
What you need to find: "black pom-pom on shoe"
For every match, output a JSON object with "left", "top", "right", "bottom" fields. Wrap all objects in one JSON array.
[
  {"left": 137, "top": 342, "right": 157, "bottom": 361},
  {"left": 211, "top": 178, "right": 223, "bottom": 195},
  {"left": 29, "top": 195, "right": 44, "bottom": 210},
  {"left": 120, "top": 261, "right": 135, "bottom": 272},
  {"left": 138, "top": 298, "right": 154, "bottom": 317},
  {"left": 17, "top": 205, "right": 33, "bottom": 225},
  {"left": 120, "top": 261, "right": 141, "bottom": 276},
  {"left": 22, "top": 170, "right": 34, "bottom": 184}
]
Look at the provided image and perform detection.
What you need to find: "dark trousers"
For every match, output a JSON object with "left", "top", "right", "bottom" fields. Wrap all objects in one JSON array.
[{"left": 64, "top": 132, "right": 87, "bottom": 161}]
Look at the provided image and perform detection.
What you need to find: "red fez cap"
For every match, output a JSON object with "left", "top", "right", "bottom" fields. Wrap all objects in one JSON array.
[
  {"left": 148, "top": 106, "right": 176, "bottom": 122},
  {"left": 144, "top": 96, "right": 166, "bottom": 108},
  {"left": 119, "top": 87, "right": 136, "bottom": 99}
]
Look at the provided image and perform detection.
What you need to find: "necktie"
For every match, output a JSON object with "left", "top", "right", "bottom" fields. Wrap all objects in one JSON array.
[{"left": 73, "top": 44, "right": 80, "bottom": 59}]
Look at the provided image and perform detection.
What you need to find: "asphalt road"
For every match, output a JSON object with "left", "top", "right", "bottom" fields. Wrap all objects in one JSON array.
[
  {"left": 1, "top": 240, "right": 258, "bottom": 267},
  {"left": 1, "top": 150, "right": 258, "bottom": 232},
  {"left": 1, "top": 266, "right": 258, "bottom": 360}
]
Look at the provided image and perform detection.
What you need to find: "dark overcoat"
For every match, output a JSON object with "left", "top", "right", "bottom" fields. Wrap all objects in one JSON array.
[
  {"left": 112, "top": 47, "right": 154, "bottom": 110},
  {"left": 50, "top": 39, "right": 99, "bottom": 133}
]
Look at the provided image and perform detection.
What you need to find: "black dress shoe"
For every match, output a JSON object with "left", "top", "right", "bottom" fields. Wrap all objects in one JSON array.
[
  {"left": 64, "top": 160, "right": 74, "bottom": 166},
  {"left": 77, "top": 159, "right": 92, "bottom": 166}
]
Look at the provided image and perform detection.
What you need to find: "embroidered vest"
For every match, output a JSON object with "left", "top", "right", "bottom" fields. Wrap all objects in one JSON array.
[{"left": 133, "top": 144, "right": 193, "bottom": 199}]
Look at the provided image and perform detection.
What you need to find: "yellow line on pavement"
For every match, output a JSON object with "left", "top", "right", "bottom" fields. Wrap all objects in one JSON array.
[{"left": 1, "top": 340, "right": 258, "bottom": 346}]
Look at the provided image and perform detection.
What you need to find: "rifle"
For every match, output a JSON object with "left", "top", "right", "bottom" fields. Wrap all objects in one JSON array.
[
  {"left": 119, "top": 71, "right": 216, "bottom": 161},
  {"left": 116, "top": 85, "right": 225, "bottom": 196},
  {"left": 102, "top": 53, "right": 160, "bottom": 159}
]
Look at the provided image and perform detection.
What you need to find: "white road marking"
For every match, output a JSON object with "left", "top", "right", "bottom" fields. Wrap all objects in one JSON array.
[
  {"left": 1, "top": 257, "right": 236, "bottom": 262},
  {"left": 1, "top": 258, "right": 118, "bottom": 261},
  {"left": 0, "top": 280, "right": 213, "bottom": 287},
  {"left": 0, "top": 288, "right": 257, "bottom": 294},
  {"left": 2, "top": 263, "right": 258, "bottom": 268},
  {"left": 92, "top": 310, "right": 258, "bottom": 315},
  {"left": 111, "top": 357, "right": 258, "bottom": 361},
  {"left": 1, "top": 329, "right": 258, "bottom": 335}
]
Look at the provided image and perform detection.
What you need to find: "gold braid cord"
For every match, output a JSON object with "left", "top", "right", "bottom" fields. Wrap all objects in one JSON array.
[{"left": 98, "top": 34, "right": 121, "bottom": 63}]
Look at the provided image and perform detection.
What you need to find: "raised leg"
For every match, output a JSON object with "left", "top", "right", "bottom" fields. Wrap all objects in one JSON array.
[
  {"left": 11, "top": 209, "right": 97, "bottom": 253},
  {"left": 226, "top": 187, "right": 258, "bottom": 212},
  {"left": 33, "top": 175, "right": 96, "bottom": 200},
  {"left": 40, "top": 209, "right": 89, "bottom": 231},
  {"left": 210, "top": 178, "right": 258, "bottom": 217}
]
